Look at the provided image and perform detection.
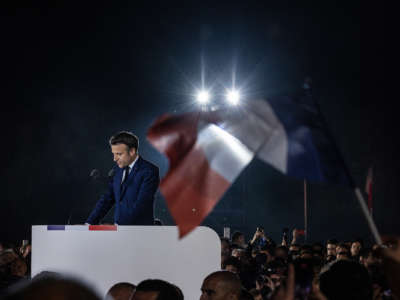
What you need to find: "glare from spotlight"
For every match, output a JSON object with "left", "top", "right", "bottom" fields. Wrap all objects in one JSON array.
[
  {"left": 226, "top": 90, "right": 240, "bottom": 105},
  {"left": 196, "top": 90, "right": 210, "bottom": 104}
]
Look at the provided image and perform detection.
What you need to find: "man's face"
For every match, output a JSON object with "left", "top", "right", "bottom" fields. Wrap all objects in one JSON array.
[
  {"left": 234, "top": 235, "right": 245, "bottom": 246},
  {"left": 225, "top": 264, "right": 239, "bottom": 274},
  {"left": 336, "top": 246, "right": 350, "bottom": 260},
  {"left": 336, "top": 245, "right": 348, "bottom": 255},
  {"left": 351, "top": 242, "right": 362, "bottom": 256},
  {"left": 363, "top": 253, "right": 380, "bottom": 267},
  {"left": 200, "top": 277, "right": 237, "bottom": 300},
  {"left": 111, "top": 144, "right": 137, "bottom": 168},
  {"left": 326, "top": 243, "right": 337, "bottom": 256}
]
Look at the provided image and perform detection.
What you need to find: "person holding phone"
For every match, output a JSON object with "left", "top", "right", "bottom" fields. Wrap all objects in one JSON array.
[{"left": 250, "top": 227, "right": 270, "bottom": 249}]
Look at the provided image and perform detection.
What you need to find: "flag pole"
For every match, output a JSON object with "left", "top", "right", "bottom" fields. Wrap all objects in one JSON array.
[
  {"left": 304, "top": 179, "right": 308, "bottom": 242},
  {"left": 308, "top": 81, "right": 382, "bottom": 245},
  {"left": 354, "top": 188, "right": 382, "bottom": 244}
]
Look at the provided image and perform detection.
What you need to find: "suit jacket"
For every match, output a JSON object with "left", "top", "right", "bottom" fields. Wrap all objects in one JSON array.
[{"left": 86, "top": 156, "right": 160, "bottom": 225}]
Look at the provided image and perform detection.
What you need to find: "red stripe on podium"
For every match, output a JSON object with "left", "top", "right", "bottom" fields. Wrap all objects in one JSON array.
[{"left": 89, "top": 225, "right": 117, "bottom": 231}]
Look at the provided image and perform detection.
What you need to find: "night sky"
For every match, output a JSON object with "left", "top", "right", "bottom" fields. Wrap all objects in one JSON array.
[{"left": 3, "top": 1, "right": 392, "bottom": 244}]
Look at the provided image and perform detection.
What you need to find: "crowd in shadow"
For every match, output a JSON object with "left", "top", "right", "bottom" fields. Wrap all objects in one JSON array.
[{"left": 1, "top": 227, "right": 400, "bottom": 300}]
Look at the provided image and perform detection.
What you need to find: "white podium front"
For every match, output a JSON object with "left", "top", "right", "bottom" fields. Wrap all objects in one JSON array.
[{"left": 32, "top": 225, "right": 220, "bottom": 300}]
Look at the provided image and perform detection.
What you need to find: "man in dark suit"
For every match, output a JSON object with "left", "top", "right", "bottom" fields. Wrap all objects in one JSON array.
[{"left": 86, "top": 131, "right": 159, "bottom": 225}]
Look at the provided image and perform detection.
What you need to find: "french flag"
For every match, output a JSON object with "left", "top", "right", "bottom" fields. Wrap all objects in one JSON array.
[{"left": 147, "top": 93, "right": 352, "bottom": 238}]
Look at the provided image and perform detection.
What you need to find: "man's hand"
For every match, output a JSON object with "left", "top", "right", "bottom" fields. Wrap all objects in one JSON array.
[
  {"left": 250, "top": 228, "right": 264, "bottom": 244},
  {"left": 381, "top": 236, "right": 400, "bottom": 299},
  {"left": 292, "top": 228, "right": 298, "bottom": 239},
  {"left": 271, "top": 264, "right": 295, "bottom": 300},
  {"left": 264, "top": 275, "right": 277, "bottom": 292},
  {"left": 308, "top": 281, "right": 328, "bottom": 300}
]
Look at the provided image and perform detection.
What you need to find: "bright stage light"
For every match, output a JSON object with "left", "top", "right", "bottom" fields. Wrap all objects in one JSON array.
[
  {"left": 196, "top": 90, "right": 210, "bottom": 104},
  {"left": 226, "top": 89, "right": 240, "bottom": 105}
]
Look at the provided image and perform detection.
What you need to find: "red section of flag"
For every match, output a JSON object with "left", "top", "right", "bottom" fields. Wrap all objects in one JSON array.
[
  {"left": 365, "top": 167, "right": 373, "bottom": 214},
  {"left": 162, "top": 147, "right": 230, "bottom": 237},
  {"left": 296, "top": 229, "right": 305, "bottom": 236},
  {"left": 148, "top": 113, "right": 230, "bottom": 238},
  {"left": 147, "top": 113, "right": 198, "bottom": 170},
  {"left": 89, "top": 225, "right": 117, "bottom": 231}
]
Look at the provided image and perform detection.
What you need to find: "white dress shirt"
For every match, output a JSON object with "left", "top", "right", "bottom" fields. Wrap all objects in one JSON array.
[{"left": 121, "top": 155, "right": 139, "bottom": 183}]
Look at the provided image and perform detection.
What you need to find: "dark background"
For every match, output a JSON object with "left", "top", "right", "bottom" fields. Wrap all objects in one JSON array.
[{"left": 2, "top": 1, "right": 391, "bottom": 245}]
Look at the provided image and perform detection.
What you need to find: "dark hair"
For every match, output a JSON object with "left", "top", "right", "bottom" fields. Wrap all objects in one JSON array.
[
  {"left": 255, "top": 253, "right": 268, "bottom": 266},
  {"left": 231, "top": 231, "right": 244, "bottom": 244},
  {"left": 337, "top": 243, "right": 350, "bottom": 251},
  {"left": 109, "top": 131, "right": 139, "bottom": 151},
  {"left": 326, "top": 239, "right": 338, "bottom": 245},
  {"left": 353, "top": 238, "right": 364, "bottom": 247},
  {"left": 4, "top": 275, "right": 101, "bottom": 300},
  {"left": 319, "top": 260, "right": 372, "bottom": 300},
  {"left": 223, "top": 256, "right": 241, "bottom": 271},
  {"left": 108, "top": 282, "right": 135, "bottom": 289},
  {"left": 135, "top": 279, "right": 183, "bottom": 300},
  {"left": 106, "top": 282, "right": 136, "bottom": 299}
]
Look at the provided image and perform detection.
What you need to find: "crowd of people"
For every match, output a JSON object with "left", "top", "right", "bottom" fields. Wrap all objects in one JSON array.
[
  {"left": 219, "top": 228, "right": 400, "bottom": 300},
  {"left": 1, "top": 227, "right": 400, "bottom": 300}
]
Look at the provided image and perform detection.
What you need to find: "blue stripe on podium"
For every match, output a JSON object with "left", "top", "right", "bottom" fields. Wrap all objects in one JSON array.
[{"left": 47, "top": 225, "right": 65, "bottom": 230}]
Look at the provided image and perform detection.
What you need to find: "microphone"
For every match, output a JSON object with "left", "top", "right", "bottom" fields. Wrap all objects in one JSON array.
[
  {"left": 90, "top": 169, "right": 101, "bottom": 180},
  {"left": 108, "top": 168, "right": 116, "bottom": 178},
  {"left": 89, "top": 168, "right": 114, "bottom": 180}
]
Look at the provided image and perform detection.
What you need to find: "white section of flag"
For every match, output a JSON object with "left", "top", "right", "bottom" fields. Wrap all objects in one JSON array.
[
  {"left": 216, "top": 100, "right": 288, "bottom": 173},
  {"left": 196, "top": 124, "right": 254, "bottom": 183},
  {"left": 65, "top": 225, "right": 89, "bottom": 231}
]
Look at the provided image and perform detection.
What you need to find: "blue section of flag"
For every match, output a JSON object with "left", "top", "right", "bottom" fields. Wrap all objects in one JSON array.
[
  {"left": 267, "top": 93, "right": 353, "bottom": 186},
  {"left": 47, "top": 225, "right": 65, "bottom": 230}
]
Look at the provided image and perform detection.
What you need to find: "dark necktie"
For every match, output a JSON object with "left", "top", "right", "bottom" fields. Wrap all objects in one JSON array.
[{"left": 122, "top": 166, "right": 130, "bottom": 185}]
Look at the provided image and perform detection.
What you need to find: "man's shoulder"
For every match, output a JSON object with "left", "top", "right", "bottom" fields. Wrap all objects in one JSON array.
[{"left": 138, "top": 156, "right": 159, "bottom": 172}]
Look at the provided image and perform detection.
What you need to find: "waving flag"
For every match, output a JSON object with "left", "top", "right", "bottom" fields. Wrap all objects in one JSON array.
[{"left": 147, "top": 93, "right": 352, "bottom": 237}]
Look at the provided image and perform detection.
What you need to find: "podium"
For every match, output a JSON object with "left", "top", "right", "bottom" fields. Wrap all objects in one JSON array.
[{"left": 32, "top": 225, "right": 220, "bottom": 300}]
